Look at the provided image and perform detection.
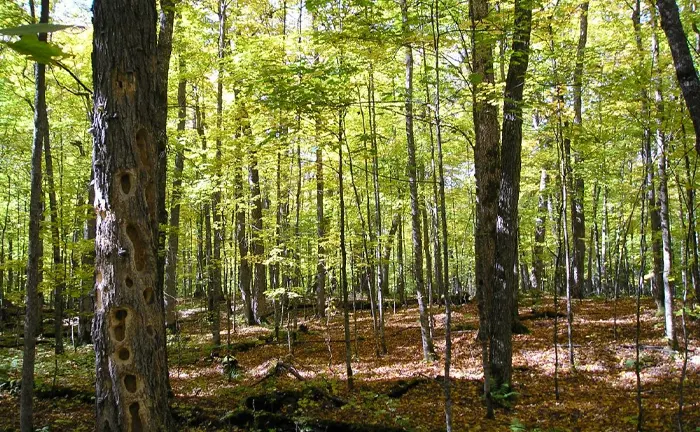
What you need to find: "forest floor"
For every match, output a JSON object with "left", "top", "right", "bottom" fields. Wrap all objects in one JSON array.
[{"left": 0, "top": 296, "right": 698, "bottom": 431}]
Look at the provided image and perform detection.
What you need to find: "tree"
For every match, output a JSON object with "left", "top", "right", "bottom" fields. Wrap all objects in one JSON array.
[
  {"left": 91, "top": 0, "right": 172, "bottom": 428},
  {"left": 20, "top": 1, "right": 49, "bottom": 430},
  {"left": 655, "top": 0, "right": 700, "bottom": 154},
  {"left": 400, "top": 0, "right": 436, "bottom": 363}
]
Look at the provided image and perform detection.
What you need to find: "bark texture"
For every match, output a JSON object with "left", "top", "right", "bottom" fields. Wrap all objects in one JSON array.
[{"left": 91, "top": 0, "right": 172, "bottom": 429}]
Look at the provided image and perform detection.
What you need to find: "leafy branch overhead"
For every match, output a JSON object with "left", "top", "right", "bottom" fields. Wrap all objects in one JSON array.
[{"left": 0, "top": 23, "right": 71, "bottom": 64}]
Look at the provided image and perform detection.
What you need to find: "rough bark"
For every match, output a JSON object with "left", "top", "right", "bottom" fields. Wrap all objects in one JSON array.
[
  {"left": 470, "top": 0, "right": 499, "bottom": 416},
  {"left": 655, "top": 0, "right": 700, "bottom": 153},
  {"left": 492, "top": 0, "right": 533, "bottom": 386},
  {"left": 91, "top": 0, "right": 172, "bottom": 428},
  {"left": 20, "top": 2, "right": 48, "bottom": 429}
]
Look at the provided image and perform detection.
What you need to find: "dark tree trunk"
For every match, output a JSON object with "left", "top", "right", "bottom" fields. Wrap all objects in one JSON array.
[
  {"left": 493, "top": 0, "right": 533, "bottom": 389},
  {"left": 235, "top": 110, "right": 254, "bottom": 324},
  {"left": 44, "top": 129, "right": 64, "bottom": 354},
  {"left": 532, "top": 166, "right": 547, "bottom": 291},
  {"left": 397, "top": 214, "right": 406, "bottom": 305},
  {"left": 315, "top": 140, "right": 326, "bottom": 318},
  {"left": 569, "top": 2, "right": 589, "bottom": 300},
  {"left": 401, "top": 0, "right": 435, "bottom": 362},
  {"left": 338, "top": 111, "right": 354, "bottom": 390},
  {"left": 21, "top": 2, "right": 48, "bottom": 429},
  {"left": 154, "top": 0, "right": 175, "bottom": 315},
  {"left": 250, "top": 154, "right": 266, "bottom": 323},
  {"left": 651, "top": 8, "right": 677, "bottom": 349},
  {"left": 633, "top": 1, "right": 665, "bottom": 312},
  {"left": 656, "top": 0, "right": 700, "bottom": 153},
  {"left": 80, "top": 172, "right": 96, "bottom": 345},
  {"left": 164, "top": 56, "right": 187, "bottom": 328},
  {"left": 470, "top": 0, "right": 500, "bottom": 417},
  {"left": 91, "top": 0, "right": 172, "bottom": 428}
]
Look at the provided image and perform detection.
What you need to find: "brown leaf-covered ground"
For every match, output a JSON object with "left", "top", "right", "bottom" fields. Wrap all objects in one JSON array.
[{"left": 0, "top": 297, "right": 698, "bottom": 431}]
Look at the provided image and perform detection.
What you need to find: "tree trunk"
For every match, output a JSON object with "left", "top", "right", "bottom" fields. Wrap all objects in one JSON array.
[
  {"left": 21, "top": 2, "right": 48, "bottom": 429},
  {"left": 164, "top": 56, "right": 187, "bottom": 328},
  {"left": 683, "top": 144, "right": 700, "bottom": 301},
  {"left": 655, "top": 0, "right": 700, "bottom": 153},
  {"left": 250, "top": 154, "right": 266, "bottom": 323},
  {"left": 397, "top": 214, "right": 406, "bottom": 305},
  {"left": 44, "top": 129, "right": 64, "bottom": 354},
  {"left": 532, "top": 166, "right": 547, "bottom": 291},
  {"left": 492, "top": 0, "right": 533, "bottom": 388},
  {"left": 315, "top": 138, "right": 326, "bottom": 318},
  {"left": 569, "top": 1, "right": 589, "bottom": 300},
  {"left": 633, "top": 2, "right": 665, "bottom": 312},
  {"left": 91, "top": 0, "right": 172, "bottom": 428},
  {"left": 154, "top": 0, "right": 175, "bottom": 316},
  {"left": 80, "top": 172, "right": 96, "bottom": 345},
  {"left": 400, "top": 0, "right": 435, "bottom": 362},
  {"left": 651, "top": 7, "right": 677, "bottom": 349},
  {"left": 338, "top": 111, "right": 354, "bottom": 390},
  {"left": 470, "top": 0, "right": 499, "bottom": 416}
]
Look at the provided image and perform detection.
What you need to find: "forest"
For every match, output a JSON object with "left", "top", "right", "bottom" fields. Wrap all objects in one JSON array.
[{"left": 0, "top": 0, "right": 699, "bottom": 430}]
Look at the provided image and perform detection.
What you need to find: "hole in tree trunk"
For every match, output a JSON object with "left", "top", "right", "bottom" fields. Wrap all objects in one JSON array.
[
  {"left": 125, "top": 277, "right": 134, "bottom": 288},
  {"left": 120, "top": 172, "right": 132, "bottom": 195},
  {"left": 135, "top": 129, "right": 149, "bottom": 168},
  {"left": 114, "top": 324, "right": 125, "bottom": 342},
  {"left": 115, "top": 309, "right": 128, "bottom": 321},
  {"left": 129, "top": 402, "right": 143, "bottom": 432},
  {"left": 143, "top": 287, "right": 154, "bottom": 305},
  {"left": 117, "top": 347, "right": 130, "bottom": 361},
  {"left": 126, "top": 225, "right": 146, "bottom": 272},
  {"left": 146, "top": 325, "right": 155, "bottom": 337},
  {"left": 124, "top": 374, "right": 137, "bottom": 393}
]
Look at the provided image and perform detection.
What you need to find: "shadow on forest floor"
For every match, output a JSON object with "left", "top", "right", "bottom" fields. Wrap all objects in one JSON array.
[{"left": 0, "top": 297, "right": 697, "bottom": 431}]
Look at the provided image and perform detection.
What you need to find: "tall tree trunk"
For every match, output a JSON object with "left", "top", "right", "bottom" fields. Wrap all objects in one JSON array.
[
  {"left": 683, "top": 141, "right": 700, "bottom": 301},
  {"left": 21, "top": 2, "right": 48, "bottom": 429},
  {"left": 80, "top": 171, "right": 96, "bottom": 344},
  {"left": 470, "top": 0, "right": 499, "bottom": 416},
  {"left": 400, "top": 0, "right": 435, "bottom": 362},
  {"left": 369, "top": 65, "right": 386, "bottom": 354},
  {"left": 655, "top": 0, "right": 700, "bottom": 153},
  {"left": 338, "top": 111, "right": 354, "bottom": 390},
  {"left": 651, "top": 7, "right": 678, "bottom": 349},
  {"left": 250, "top": 153, "right": 266, "bottom": 323},
  {"left": 533, "top": 165, "right": 547, "bottom": 291},
  {"left": 633, "top": 1, "right": 665, "bottom": 312},
  {"left": 235, "top": 110, "right": 254, "bottom": 324},
  {"left": 164, "top": 56, "right": 187, "bottom": 328},
  {"left": 154, "top": 0, "right": 175, "bottom": 314},
  {"left": 397, "top": 214, "right": 406, "bottom": 305},
  {"left": 315, "top": 134, "right": 326, "bottom": 318},
  {"left": 91, "top": 0, "right": 172, "bottom": 428},
  {"left": 569, "top": 1, "right": 589, "bottom": 300},
  {"left": 493, "top": 0, "right": 533, "bottom": 387},
  {"left": 44, "top": 128, "right": 64, "bottom": 354}
]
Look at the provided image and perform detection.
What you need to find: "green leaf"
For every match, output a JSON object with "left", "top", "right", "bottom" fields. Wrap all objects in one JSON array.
[
  {"left": 5, "top": 34, "right": 69, "bottom": 64},
  {"left": 0, "top": 23, "right": 72, "bottom": 36}
]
